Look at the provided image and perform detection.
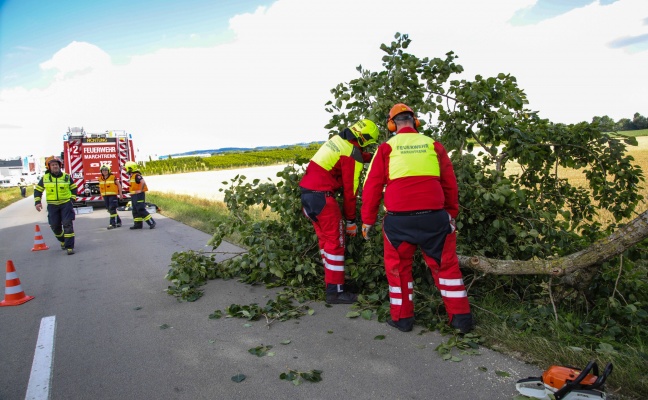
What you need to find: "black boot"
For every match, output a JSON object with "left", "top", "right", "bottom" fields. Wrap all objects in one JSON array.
[
  {"left": 148, "top": 218, "right": 156, "bottom": 229},
  {"left": 130, "top": 223, "right": 143, "bottom": 230},
  {"left": 450, "top": 313, "right": 475, "bottom": 334},
  {"left": 387, "top": 317, "right": 414, "bottom": 332},
  {"left": 325, "top": 284, "right": 357, "bottom": 304}
]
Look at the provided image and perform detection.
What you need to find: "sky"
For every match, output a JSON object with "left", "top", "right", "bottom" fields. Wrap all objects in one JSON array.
[{"left": 1, "top": 0, "right": 647, "bottom": 161}]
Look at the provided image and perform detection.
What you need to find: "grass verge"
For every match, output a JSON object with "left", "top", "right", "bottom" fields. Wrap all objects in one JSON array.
[{"left": 0, "top": 187, "right": 32, "bottom": 208}]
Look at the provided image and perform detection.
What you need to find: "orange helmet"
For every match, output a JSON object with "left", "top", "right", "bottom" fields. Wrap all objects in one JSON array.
[
  {"left": 387, "top": 103, "right": 420, "bottom": 132},
  {"left": 45, "top": 156, "right": 63, "bottom": 169}
]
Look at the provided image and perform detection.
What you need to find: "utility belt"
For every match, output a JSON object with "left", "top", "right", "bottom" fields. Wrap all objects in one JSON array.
[
  {"left": 301, "top": 188, "right": 334, "bottom": 197},
  {"left": 386, "top": 209, "right": 438, "bottom": 216}
]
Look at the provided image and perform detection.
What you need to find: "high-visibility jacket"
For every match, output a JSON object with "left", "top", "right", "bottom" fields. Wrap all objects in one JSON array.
[
  {"left": 99, "top": 174, "right": 120, "bottom": 196},
  {"left": 34, "top": 172, "right": 78, "bottom": 205},
  {"left": 129, "top": 173, "right": 148, "bottom": 194},
  {"left": 361, "top": 126, "right": 458, "bottom": 225},
  {"left": 299, "top": 135, "right": 366, "bottom": 221}
]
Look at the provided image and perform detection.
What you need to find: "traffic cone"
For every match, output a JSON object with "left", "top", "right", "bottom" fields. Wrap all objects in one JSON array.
[
  {"left": 0, "top": 260, "right": 35, "bottom": 306},
  {"left": 31, "top": 224, "right": 49, "bottom": 251}
]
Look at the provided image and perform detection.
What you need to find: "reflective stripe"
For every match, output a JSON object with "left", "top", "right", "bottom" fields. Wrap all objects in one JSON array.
[
  {"left": 390, "top": 298, "right": 402, "bottom": 305},
  {"left": 389, "top": 286, "right": 401, "bottom": 293},
  {"left": 6, "top": 285, "right": 24, "bottom": 295},
  {"left": 408, "top": 282, "right": 413, "bottom": 289},
  {"left": 441, "top": 290, "right": 468, "bottom": 298},
  {"left": 439, "top": 278, "right": 464, "bottom": 286},
  {"left": 409, "top": 294, "right": 413, "bottom": 301},
  {"left": 322, "top": 251, "right": 344, "bottom": 262},
  {"left": 6, "top": 272, "right": 18, "bottom": 280},
  {"left": 324, "top": 261, "right": 345, "bottom": 272}
]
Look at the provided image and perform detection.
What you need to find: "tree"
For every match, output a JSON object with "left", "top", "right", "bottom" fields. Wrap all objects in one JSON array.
[{"left": 210, "top": 32, "right": 647, "bottom": 345}]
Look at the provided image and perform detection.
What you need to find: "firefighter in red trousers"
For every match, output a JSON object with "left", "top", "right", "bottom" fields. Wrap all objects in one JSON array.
[
  {"left": 361, "top": 104, "right": 474, "bottom": 333},
  {"left": 300, "top": 119, "right": 379, "bottom": 304}
]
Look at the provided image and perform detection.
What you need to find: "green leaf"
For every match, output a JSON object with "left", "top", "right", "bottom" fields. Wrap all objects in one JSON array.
[
  {"left": 159, "top": 324, "right": 170, "bottom": 330},
  {"left": 374, "top": 335, "right": 386, "bottom": 340},
  {"left": 346, "top": 311, "right": 361, "bottom": 318},
  {"left": 308, "top": 309, "right": 315, "bottom": 316},
  {"left": 478, "top": 367, "right": 488, "bottom": 372},
  {"left": 495, "top": 370, "right": 511, "bottom": 377},
  {"left": 231, "top": 374, "right": 246, "bottom": 383},
  {"left": 280, "top": 339, "right": 292, "bottom": 345},
  {"left": 209, "top": 310, "right": 222, "bottom": 319},
  {"left": 361, "top": 309, "right": 373, "bottom": 320}
]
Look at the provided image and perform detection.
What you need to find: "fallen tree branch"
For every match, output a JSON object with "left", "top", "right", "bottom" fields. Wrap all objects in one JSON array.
[{"left": 458, "top": 210, "right": 648, "bottom": 276}]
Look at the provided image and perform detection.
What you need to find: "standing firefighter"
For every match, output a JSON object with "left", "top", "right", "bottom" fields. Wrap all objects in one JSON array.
[
  {"left": 124, "top": 161, "right": 156, "bottom": 230},
  {"left": 99, "top": 164, "right": 123, "bottom": 229},
  {"left": 361, "top": 104, "right": 474, "bottom": 333},
  {"left": 34, "top": 156, "right": 78, "bottom": 255},
  {"left": 300, "top": 119, "right": 379, "bottom": 304}
]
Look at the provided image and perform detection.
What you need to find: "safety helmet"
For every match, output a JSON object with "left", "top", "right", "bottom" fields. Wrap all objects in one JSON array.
[
  {"left": 348, "top": 119, "right": 379, "bottom": 147},
  {"left": 124, "top": 161, "right": 138, "bottom": 173},
  {"left": 100, "top": 164, "right": 110, "bottom": 172},
  {"left": 387, "top": 103, "right": 420, "bottom": 132},
  {"left": 45, "top": 156, "right": 63, "bottom": 169}
]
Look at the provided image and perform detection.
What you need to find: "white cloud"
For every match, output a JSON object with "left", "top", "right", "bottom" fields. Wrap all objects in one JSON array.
[{"left": 1, "top": 0, "right": 646, "bottom": 160}]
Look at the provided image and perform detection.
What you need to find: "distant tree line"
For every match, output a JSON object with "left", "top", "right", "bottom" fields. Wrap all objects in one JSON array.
[{"left": 592, "top": 112, "right": 647, "bottom": 131}]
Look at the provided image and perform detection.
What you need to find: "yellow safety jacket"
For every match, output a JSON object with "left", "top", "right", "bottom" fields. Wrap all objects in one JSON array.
[
  {"left": 129, "top": 173, "right": 148, "bottom": 194},
  {"left": 99, "top": 174, "right": 120, "bottom": 196},
  {"left": 36, "top": 172, "right": 77, "bottom": 205}
]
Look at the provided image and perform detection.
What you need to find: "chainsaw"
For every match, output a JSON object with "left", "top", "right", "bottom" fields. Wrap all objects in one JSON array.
[{"left": 516, "top": 360, "right": 613, "bottom": 399}]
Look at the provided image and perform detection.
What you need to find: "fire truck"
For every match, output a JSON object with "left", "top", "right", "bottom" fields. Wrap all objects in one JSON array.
[{"left": 62, "top": 127, "right": 136, "bottom": 206}]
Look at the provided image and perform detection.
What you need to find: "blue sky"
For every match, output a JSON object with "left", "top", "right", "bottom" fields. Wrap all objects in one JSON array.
[{"left": 1, "top": 0, "right": 647, "bottom": 159}]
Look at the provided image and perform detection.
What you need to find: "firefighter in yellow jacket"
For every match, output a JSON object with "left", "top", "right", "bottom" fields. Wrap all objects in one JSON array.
[
  {"left": 34, "top": 156, "right": 78, "bottom": 255},
  {"left": 124, "top": 161, "right": 156, "bottom": 229},
  {"left": 99, "top": 164, "right": 123, "bottom": 229}
]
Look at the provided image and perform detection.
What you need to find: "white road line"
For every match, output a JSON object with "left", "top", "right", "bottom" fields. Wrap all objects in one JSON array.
[{"left": 25, "top": 316, "right": 56, "bottom": 400}]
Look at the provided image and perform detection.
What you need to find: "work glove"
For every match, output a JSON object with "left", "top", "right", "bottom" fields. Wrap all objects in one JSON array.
[
  {"left": 346, "top": 220, "right": 358, "bottom": 237},
  {"left": 448, "top": 212, "right": 456, "bottom": 234},
  {"left": 362, "top": 223, "right": 373, "bottom": 240}
]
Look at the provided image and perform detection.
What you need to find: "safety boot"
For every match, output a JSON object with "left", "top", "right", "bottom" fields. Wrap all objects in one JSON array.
[
  {"left": 107, "top": 225, "right": 117, "bottom": 230},
  {"left": 60, "top": 242, "right": 66, "bottom": 250},
  {"left": 66, "top": 249, "right": 75, "bottom": 255},
  {"left": 387, "top": 317, "right": 414, "bottom": 332},
  {"left": 325, "top": 284, "right": 357, "bottom": 304},
  {"left": 148, "top": 218, "right": 156, "bottom": 229},
  {"left": 130, "top": 224, "right": 143, "bottom": 230},
  {"left": 450, "top": 313, "right": 475, "bottom": 334}
]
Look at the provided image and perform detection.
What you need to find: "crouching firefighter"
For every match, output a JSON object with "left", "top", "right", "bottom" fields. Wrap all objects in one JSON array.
[
  {"left": 299, "top": 119, "right": 379, "bottom": 304},
  {"left": 34, "top": 156, "right": 78, "bottom": 255},
  {"left": 124, "top": 161, "right": 156, "bottom": 229}
]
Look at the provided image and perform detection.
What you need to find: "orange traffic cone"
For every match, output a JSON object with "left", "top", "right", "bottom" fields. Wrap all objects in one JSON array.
[
  {"left": 0, "top": 260, "right": 35, "bottom": 306},
  {"left": 31, "top": 224, "right": 49, "bottom": 251}
]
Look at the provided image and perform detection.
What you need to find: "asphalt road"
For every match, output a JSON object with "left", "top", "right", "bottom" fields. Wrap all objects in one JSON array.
[{"left": 0, "top": 194, "right": 542, "bottom": 400}]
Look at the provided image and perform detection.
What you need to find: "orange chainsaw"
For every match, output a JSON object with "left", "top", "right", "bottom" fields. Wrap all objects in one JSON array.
[{"left": 516, "top": 360, "right": 613, "bottom": 399}]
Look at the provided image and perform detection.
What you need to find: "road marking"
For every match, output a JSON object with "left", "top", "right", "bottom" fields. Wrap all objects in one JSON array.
[{"left": 25, "top": 316, "right": 56, "bottom": 400}]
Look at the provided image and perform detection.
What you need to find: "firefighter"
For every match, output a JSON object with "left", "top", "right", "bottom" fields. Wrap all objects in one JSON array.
[
  {"left": 98, "top": 164, "right": 123, "bottom": 229},
  {"left": 18, "top": 178, "right": 27, "bottom": 197},
  {"left": 34, "top": 156, "right": 78, "bottom": 255},
  {"left": 300, "top": 119, "right": 379, "bottom": 304},
  {"left": 124, "top": 161, "right": 156, "bottom": 229},
  {"left": 361, "top": 104, "right": 474, "bottom": 333}
]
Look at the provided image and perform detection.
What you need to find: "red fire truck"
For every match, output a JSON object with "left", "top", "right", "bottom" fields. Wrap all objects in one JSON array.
[{"left": 62, "top": 127, "right": 136, "bottom": 206}]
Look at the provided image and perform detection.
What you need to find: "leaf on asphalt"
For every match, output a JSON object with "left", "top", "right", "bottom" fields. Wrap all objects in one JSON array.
[
  {"left": 450, "top": 356, "right": 462, "bottom": 362},
  {"left": 308, "top": 309, "right": 315, "bottom": 316},
  {"left": 361, "top": 309, "right": 373, "bottom": 320},
  {"left": 280, "top": 339, "right": 291, "bottom": 345},
  {"left": 243, "top": 323, "right": 252, "bottom": 328},
  {"left": 345, "top": 311, "right": 361, "bottom": 318},
  {"left": 133, "top": 306, "right": 142, "bottom": 310},
  {"left": 327, "top": 330, "right": 333, "bottom": 334},
  {"left": 231, "top": 374, "right": 246, "bottom": 383},
  {"left": 208, "top": 340, "right": 216, "bottom": 344},
  {"left": 209, "top": 310, "right": 223, "bottom": 319},
  {"left": 159, "top": 324, "right": 171, "bottom": 329},
  {"left": 478, "top": 366, "right": 488, "bottom": 372},
  {"left": 415, "top": 344, "right": 426, "bottom": 349},
  {"left": 374, "top": 335, "right": 385, "bottom": 340},
  {"left": 495, "top": 370, "right": 511, "bottom": 377},
  {"left": 442, "top": 353, "right": 452, "bottom": 360}
]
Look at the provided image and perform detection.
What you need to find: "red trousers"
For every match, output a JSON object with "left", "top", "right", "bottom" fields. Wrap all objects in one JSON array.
[
  {"left": 302, "top": 194, "right": 346, "bottom": 285},
  {"left": 383, "top": 213, "right": 470, "bottom": 322}
]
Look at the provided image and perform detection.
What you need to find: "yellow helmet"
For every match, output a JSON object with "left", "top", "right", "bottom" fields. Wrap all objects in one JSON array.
[
  {"left": 349, "top": 119, "right": 379, "bottom": 147},
  {"left": 100, "top": 164, "right": 111, "bottom": 172},
  {"left": 124, "top": 161, "right": 138, "bottom": 173}
]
